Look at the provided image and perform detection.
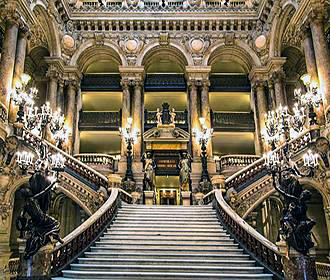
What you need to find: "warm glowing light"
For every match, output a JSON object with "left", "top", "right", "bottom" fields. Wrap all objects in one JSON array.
[
  {"left": 199, "top": 117, "right": 206, "bottom": 126},
  {"left": 21, "top": 73, "right": 31, "bottom": 85},
  {"left": 300, "top": 74, "right": 311, "bottom": 86}
]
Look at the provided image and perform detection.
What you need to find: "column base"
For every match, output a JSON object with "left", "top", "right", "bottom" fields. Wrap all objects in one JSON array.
[
  {"left": 181, "top": 191, "right": 191, "bottom": 206},
  {"left": 144, "top": 191, "right": 155, "bottom": 205}
]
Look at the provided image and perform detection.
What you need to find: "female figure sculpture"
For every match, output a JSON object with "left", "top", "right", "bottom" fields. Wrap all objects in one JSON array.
[
  {"left": 179, "top": 152, "right": 191, "bottom": 192},
  {"left": 143, "top": 152, "right": 156, "bottom": 191}
]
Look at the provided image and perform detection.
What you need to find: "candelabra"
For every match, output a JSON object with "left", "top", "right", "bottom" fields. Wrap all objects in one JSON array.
[
  {"left": 120, "top": 117, "right": 138, "bottom": 182},
  {"left": 263, "top": 74, "right": 321, "bottom": 150},
  {"left": 193, "top": 117, "right": 213, "bottom": 182}
]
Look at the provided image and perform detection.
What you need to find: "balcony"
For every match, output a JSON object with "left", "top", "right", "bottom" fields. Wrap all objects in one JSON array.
[
  {"left": 211, "top": 111, "right": 255, "bottom": 132},
  {"left": 79, "top": 110, "right": 255, "bottom": 132}
]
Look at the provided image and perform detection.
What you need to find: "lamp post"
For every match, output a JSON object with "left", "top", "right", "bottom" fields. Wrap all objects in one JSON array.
[
  {"left": 193, "top": 117, "right": 213, "bottom": 182},
  {"left": 120, "top": 117, "right": 138, "bottom": 182}
]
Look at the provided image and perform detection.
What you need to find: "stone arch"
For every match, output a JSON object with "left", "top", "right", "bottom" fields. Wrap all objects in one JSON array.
[
  {"left": 32, "top": 5, "right": 61, "bottom": 57},
  {"left": 206, "top": 41, "right": 261, "bottom": 73},
  {"left": 137, "top": 42, "right": 192, "bottom": 70},
  {"left": 70, "top": 40, "right": 125, "bottom": 71},
  {"left": 242, "top": 177, "right": 330, "bottom": 219},
  {"left": 269, "top": 3, "right": 297, "bottom": 57}
]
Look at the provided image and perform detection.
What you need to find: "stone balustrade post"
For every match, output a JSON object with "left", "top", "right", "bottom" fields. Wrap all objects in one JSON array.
[
  {"left": 0, "top": 12, "right": 20, "bottom": 122},
  {"left": 309, "top": 11, "right": 330, "bottom": 123}
]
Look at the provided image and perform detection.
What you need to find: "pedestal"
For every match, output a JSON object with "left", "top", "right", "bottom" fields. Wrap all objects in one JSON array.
[
  {"left": 131, "top": 191, "right": 142, "bottom": 204},
  {"left": 18, "top": 241, "right": 55, "bottom": 278},
  {"left": 108, "top": 174, "right": 122, "bottom": 189},
  {"left": 211, "top": 175, "right": 225, "bottom": 189},
  {"left": 194, "top": 192, "right": 204, "bottom": 205},
  {"left": 181, "top": 191, "right": 191, "bottom": 206},
  {"left": 144, "top": 191, "right": 154, "bottom": 205},
  {"left": 277, "top": 241, "right": 317, "bottom": 280}
]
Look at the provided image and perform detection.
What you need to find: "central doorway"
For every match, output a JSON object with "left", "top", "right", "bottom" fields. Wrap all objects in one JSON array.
[{"left": 155, "top": 176, "right": 180, "bottom": 205}]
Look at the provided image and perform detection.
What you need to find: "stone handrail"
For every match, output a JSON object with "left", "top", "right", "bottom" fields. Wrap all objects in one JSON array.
[
  {"left": 204, "top": 189, "right": 284, "bottom": 279},
  {"left": 225, "top": 129, "right": 315, "bottom": 192},
  {"left": 316, "top": 262, "right": 330, "bottom": 279},
  {"left": 51, "top": 189, "right": 120, "bottom": 274},
  {"left": 74, "top": 153, "right": 115, "bottom": 169},
  {"left": 23, "top": 130, "right": 109, "bottom": 191},
  {"left": 216, "top": 154, "right": 260, "bottom": 172}
]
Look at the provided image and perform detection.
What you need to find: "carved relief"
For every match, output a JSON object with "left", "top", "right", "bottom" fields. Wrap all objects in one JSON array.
[
  {"left": 118, "top": 34, "right": 145, "bottom": 65},
  {"left": 183, "top": 35, "right": 210, "bottom": 65}
]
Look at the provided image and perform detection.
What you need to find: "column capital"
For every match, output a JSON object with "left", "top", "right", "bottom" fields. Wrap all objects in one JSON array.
[
  {"left": 119, "top": 66, "right": 145, "bottom": 82},
  {"left": 185, "top": 66, "right": 211, "bottom": 84},
  {"left": 1, "top": 3, "right": 21, "bottom": 26},
  {"left": 308, "top": 0, "right": 327, "bottom": 24}
]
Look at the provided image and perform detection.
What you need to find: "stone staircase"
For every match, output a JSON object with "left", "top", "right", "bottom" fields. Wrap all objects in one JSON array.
[{"left": 54, "top": 204, "right": 273, "bottom": 279}]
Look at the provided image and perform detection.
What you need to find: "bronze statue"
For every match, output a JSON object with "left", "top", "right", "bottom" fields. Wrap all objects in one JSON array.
[
  {"left": 143, "top": 152, "right": 156, "bottom": 191},
  {"left": 179, "top": 152, "right": 191, "bottom": 192},
  {"left": 271, "top": 162, "right": 315, "bottom": 256},
  {"left": 16, "top": 170, "right": 63, "bottom": 259}
]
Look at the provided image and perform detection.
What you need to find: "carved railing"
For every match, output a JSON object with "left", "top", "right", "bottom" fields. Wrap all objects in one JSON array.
[
  {"left": 316, "top": 262, "right": 330, "bottom": 280},
  {"left": 211, "top": 112, "right": 255, "bottom": 132},
  {"left": 225, "top": 129, "right": 315, "bottom": 193},
  {"left": 144, "top": 109, "right": 188, "bottom": 131},
  {"left": 7, "top": 257, "right": 20, "bottom": 278},
  {"left": 23, "top": 130, "right": 109, "bottom": 191},
  {"left": 79, "top": 111, "right": 122, "bottom": 130},
  {"left": 51, "top": 189, "right": 120, "bottom": 274},
  {"left": 215, "top": 154, "right": 260, "bottom": 172},
  {"left": 78, "top": 0, "right": 254, "bottom": 10},
  {"left": 204, "top": 190, "right": 284, "bottom": 279},
  {"left": 74, "top": 153, "right": 116, "bottom": 171}
]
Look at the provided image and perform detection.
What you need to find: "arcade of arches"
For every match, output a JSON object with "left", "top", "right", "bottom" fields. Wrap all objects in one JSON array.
[{"left": 0, "top": 0, "right": 330, "bottom": 277}]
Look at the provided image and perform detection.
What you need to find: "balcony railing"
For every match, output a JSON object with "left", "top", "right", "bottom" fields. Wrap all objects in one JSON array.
[
  {"left": 74, "top": 153, "right": 117, "bottom": 172},
  {"left": 316, "top": 262, "right": 330, "bottom": 280},
  {"left": 144, "top": 109, "right": 188, "bottom": 131},
  {"left": 78, "top": 0, "right": 255, "bottom": 11},
  {"left": 211, "top": 111, "right": 255, "bottom": 132},
  {"left": 79, "top": 111, "right": 122, "bottom": 130},
  {"left": 215, "top": 154, "right": 260, "bottom": 172}
]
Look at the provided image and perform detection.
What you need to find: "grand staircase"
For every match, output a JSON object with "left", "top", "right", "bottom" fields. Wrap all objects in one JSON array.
[{"left": 54, "top": 204, "right": 273, "bottom": 279}]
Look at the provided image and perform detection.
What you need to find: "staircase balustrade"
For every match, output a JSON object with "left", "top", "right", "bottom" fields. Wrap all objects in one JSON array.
[
  {"left": 51, "top": 188, "right": 132, "bottom": 275},
  {"left": 74, "top": 153, "right": 115, "bottom": 171},
  {"left": 225, "top": 129, "right": 314, "bottom": 193},
  {"left": 23, "top": 130, "right": 109, "bottom": 191},
  {"left": 215, "top": 154, "right": 260, "bottom": 172},
  {"left": 204, "top": 189, "right": 285, "bottom": 279},
  {"left": 316, "top": 262, "right": 330, "bottom": 279}
]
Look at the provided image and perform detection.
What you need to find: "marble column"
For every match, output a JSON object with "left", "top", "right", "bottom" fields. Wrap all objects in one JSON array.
[
  {"left": 57, "top": 79, "right": 64, "bottom": 113},
  {"left": 254, "top": 80, "right": 268, "bottom": 153},
  {"left": 189, "top": 81, "right": 200, "bottom": 159},
  {"left": 121, "top": 80, "right": 131, "bottom": 158},
  {"left": 272, "top": 70, "right": 287, "bottom": 107},
  {"left": 310, "top": 17, "right": 330, "bottom": 121},
  {"left": 302, "top": 29, "right": 319, "bottom": 84},
  {"left": 132, "top": 80, "right": 142, "bottom": 160},
  {"left": 0, "top": 18, "right": 19, "bottom": 120},
  {"left": 66, "top": 81, "right": 76, "bottom": 154},
  {"left": 47, "top": 70, "right": 59, "bottom": 112},
  {"left": 9, "top": 27, "right": 29, "bottom": 123},
  {"left": 268, "top": 80, "right": 276, "bottom": 110},
  {"left": 201, "top": 80, "right": 212, "bottom": 157}
]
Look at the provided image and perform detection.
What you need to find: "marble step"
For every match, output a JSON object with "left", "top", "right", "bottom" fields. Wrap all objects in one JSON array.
[
  {"left": 57, "top": 271, "right": 273, "bottom": 279},
  {"left": 77, "top": 258, "right": 256, "bottom": 267},
  {"left": 110, "top": 224, "right": 222, "bottom": 229},
  {"left": 90, "top": 246, "right": 243, "bottom": 254},
  {"left": 70, "top": 263, "right": 265, "bottom": 274},
  {"left": 84, "top": 252, "right": 251, "bottom": 260},
  {"left": 115, "top": 217, "right": 219, "bottom": 222},
  {"left": 96, "top": 240, "right": 235, "bottom": 246},
  {"left": 104, "top": 230, "right": 228, "bottom": 236},
  {"left": 100, "top": 235, "right": 231, "bottom": 241}
]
